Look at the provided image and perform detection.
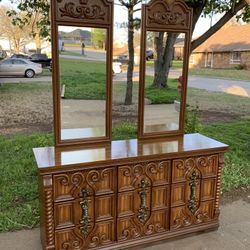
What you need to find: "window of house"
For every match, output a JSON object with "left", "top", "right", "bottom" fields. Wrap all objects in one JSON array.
[{"left": 230, "top": 51, "right": 241, "bottom": 64}]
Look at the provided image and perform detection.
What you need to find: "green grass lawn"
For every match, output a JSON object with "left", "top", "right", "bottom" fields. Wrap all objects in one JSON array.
[
  {"left": 202, "top": 119, "right": 250, "bottom": 191},
  {"left": 189, "top": 68, "right": 250, "bottom": 81},
  {"left": 59, "top": 59, "right": 107, "bottom": 100},
  {"left": 145, "top": 76, "right": 179, "bottom": 104},
  {"left": 59, "top": 58, "right": 179, "bottom": 104},
  {"left": 147, "top": 60, "right": 183, "bottom": 69},
  {"left": 60, "top": 51, "right": 83, "bottom": 57}
]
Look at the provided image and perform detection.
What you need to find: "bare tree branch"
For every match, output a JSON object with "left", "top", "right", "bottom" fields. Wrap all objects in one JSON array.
[{"left": 191, "top": 0, "right": 247, "bottom": 51}]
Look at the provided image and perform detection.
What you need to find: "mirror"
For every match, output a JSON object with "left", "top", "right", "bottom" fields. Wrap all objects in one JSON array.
[
  {"left": 58, "top": 26, "right": 108, "bottom": 141},
  {"left": 141, "top": 31, "right": 186, "bottom": 136}
]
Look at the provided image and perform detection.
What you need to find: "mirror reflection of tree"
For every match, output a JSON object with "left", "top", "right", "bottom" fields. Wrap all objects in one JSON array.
[{"left": 153, "top": 32, "right": 179, "bottom": 89}]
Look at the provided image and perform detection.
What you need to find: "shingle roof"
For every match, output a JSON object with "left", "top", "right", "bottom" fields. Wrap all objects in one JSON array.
[{"left": 193, "top": 24, "right": 250, "bottom": 53}]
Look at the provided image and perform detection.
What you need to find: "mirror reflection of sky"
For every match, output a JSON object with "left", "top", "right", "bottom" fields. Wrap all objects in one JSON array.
[{"left": 0, "top": 0, "right": 222, "bottom": 38}]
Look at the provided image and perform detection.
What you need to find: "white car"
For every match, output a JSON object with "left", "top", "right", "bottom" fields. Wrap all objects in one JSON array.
[
  {"left": 0, "top": 58, "right": 43, "bottom": 78},
  {"left": 112, "top": 62, "right": 122, "bottom": 74}
]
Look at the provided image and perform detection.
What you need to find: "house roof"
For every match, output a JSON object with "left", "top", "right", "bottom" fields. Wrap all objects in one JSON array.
[{"left": 193, "top": 24, "right": 250, "bottom": 53}]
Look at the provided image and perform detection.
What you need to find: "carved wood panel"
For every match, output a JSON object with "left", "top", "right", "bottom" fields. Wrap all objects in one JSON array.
[
  {"left": 55, "top": 0, "right": 113, "bottom": 26},
  {"left": 170, "top": 155, "right": 219, "bottom": 230},
  {"left": 170, "top": 200, "right": 215, "bottom": 230},
  {"left": 54, "top": 167, "right": 115, "bottom": 201},
  {"left": 145, "top": 0, "right": 192, "bottom": 30},
  {"left": 117, "top": 210, "right": 168, "bottom": 241},
  {"left": 118, "top": 161, "right": 170, "bottom": 192},
  {"left": 55, "top": 221, "right": 115, "bottom": 249},
  {"left": 172, "top": 155, "right": 218, "bottom": 183},
  {"left": 55, "top": 195, "right": 115, "bottom": 230}
]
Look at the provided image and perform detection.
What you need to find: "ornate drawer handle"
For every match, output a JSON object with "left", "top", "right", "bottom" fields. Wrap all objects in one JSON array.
[
  {"left": 79, "top": 189, "right": 91, "bottom": 237},
  {"left": 138, "top": 179, "right": 150, "bottom": 223},
  {"left": 188, "top": 170, "right": 199, "bottom": 214}
]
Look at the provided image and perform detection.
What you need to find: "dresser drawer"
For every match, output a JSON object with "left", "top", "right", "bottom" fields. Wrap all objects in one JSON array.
[
  {"left": 117, "top": 210, "right": 169, "bottom": 242},
  {"left": 172, "top": 155, "right": 218, "bottom": 183},
  {"left": 54, "top": 194, "right": 116, "bottom": 230},
  {"left": 55, "top": 221, "right": 115, "bottom": 250},
  {"left": 53, "top": 167, "right": 116, "bottom": 202},
  {"left": 118, "top": 160, "right": 170, "bottom": 192}
]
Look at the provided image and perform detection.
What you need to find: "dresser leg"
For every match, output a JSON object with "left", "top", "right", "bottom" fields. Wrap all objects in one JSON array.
[{"left": 40, "top": 175, "right": 55, "bottom": 250}]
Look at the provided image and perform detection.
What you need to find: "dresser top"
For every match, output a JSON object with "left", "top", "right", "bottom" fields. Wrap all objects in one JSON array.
[{"left": 33, "top": 133, "right": 228, "bottom": 172}]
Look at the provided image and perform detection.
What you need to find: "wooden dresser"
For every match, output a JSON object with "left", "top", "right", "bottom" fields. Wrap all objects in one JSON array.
[
  {"left": 33, "top": 134, "right": 228, "bottom": 250},
  {"left": 34, "top": 0, "right": 229, "bottom": 249}
]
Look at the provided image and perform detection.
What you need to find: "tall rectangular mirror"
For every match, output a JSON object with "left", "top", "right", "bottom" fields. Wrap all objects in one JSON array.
[
  {"left": 138, "top": 0, "right": 192, "bottom": 140},
  {"left": 51, "top": 0, "right": 113, "bottom": 147},
  {"left": 143, "top": 31, "right": 185, "bottom": 134},
  {"left": 58, "top": 26, "right": 108, "bottom": 141}
]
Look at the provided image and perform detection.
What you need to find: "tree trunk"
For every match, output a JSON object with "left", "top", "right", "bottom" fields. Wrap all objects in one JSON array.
[
  {"left": 124, "top": 7, "right": 134, "bottom": 105},
  {"left": 153, "top": 32, "right": 178, "bottom": 89},
  {"left": 35, "top": 33, "right": 42, "bottom": 53}
]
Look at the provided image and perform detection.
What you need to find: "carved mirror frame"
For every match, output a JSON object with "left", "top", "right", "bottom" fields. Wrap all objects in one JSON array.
[
  {"left": 51, "top": 0, "right": 113, "bottom": 147},
  {"left": 138, "top": 0, "right": 192, "bottom": 140}
]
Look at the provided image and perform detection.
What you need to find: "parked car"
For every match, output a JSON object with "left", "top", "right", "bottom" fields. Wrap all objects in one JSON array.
[
  {"left": 0, "top": 58, "right": 42, "bottom": 78},
  {"left": 114, "top": 54, "right": 129, "bottom": 64},
  {"left": 112, "top": 62, "right": 122, "bottom": 74},
  {"left": 10, "top": 53, "right": 31, "bottom": 60},
  {"left": 146, "top": 50, "right": 154, "bottom": 60},
  {"left": 30, "top": 54, "right": 52, "bottom": 68}
]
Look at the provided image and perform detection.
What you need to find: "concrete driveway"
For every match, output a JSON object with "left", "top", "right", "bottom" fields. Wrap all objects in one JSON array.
[{"left": 0, "top": 199, "right": 249, "bottom": 250}]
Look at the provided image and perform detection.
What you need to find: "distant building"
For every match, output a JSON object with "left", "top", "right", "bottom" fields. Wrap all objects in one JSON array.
[
  {"left": 190, "top": 24, "right": 250, "bottom": 69},
  {"left": 59, "top": 29, "right": 91, "bottom": 45}
]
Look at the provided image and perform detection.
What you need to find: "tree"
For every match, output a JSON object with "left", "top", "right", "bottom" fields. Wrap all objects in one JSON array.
[
  {"left": 0, "top": 6, "right": 30, "bottom": 53},
  {"left": 5, "top": 0, "right": 50, "bottom": 52},
  {"left": 91, "top": 28, "right": 106, "bottom": 49},
  {"left": 152, "top": 0, "right": 250, "bottom": 89},
  {"left": 118, "top": 0, "right": 142, "bottom": 105}
]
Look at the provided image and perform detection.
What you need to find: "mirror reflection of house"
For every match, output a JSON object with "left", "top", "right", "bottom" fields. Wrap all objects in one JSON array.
[{"left": 190, "top": 24, "right": 250, "bottom": 69}]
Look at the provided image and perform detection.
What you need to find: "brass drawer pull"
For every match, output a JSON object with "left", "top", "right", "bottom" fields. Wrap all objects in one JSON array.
[
  {"left": 188, "top": 170, "right": 199, "bottom": 214},
  {"left": 79, "top": 189, "right": 91, "bottom": 237},
  {"left": 138, "top": 179, "right": 150, "bottom": 223}
]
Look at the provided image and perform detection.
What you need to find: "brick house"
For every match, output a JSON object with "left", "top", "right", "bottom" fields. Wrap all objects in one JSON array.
[{"left": 190, "top": 24, "right": 250, "bottom": 69}]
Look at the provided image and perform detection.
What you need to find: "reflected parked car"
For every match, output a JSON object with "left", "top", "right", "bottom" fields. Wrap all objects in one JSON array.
[
  {"left": 146, "top": 50, "right": 154, "bottom": 60},
  {"left": 0, "top": 58, "right": 43, "bottom": 78},
  {"left": 10, "top": 53, "right": 32, "bottom": 60}
]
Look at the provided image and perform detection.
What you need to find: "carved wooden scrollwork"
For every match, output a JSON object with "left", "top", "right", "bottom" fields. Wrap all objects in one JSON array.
[
  {"left": 62, "top": 230, "right": 84, "bottom": 250},
  {"left": 145, "top": 0, "right": 192, "bottom": 30},
  {"left": 120, "top": 219, "right": 141, "bottom": 241},
  {"left": 119, "top": 160, "right": 170, "bottom": 191},
  {"left": 55, "top": 0, "right": 113, "bottom": 25},
  {"left": 173, "top": 155, "right": 218, "bottom": 175},
  {"left": 54, "top": 168, "right": 114, "bottom": 199},
  {"left": 88, "top": 233, "right": 109, "bottom": 248}
]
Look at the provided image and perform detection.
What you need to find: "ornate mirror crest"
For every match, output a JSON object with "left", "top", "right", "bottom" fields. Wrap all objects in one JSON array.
[{"left": 55, "top": 0, "right": 113, "bottom": 25}]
